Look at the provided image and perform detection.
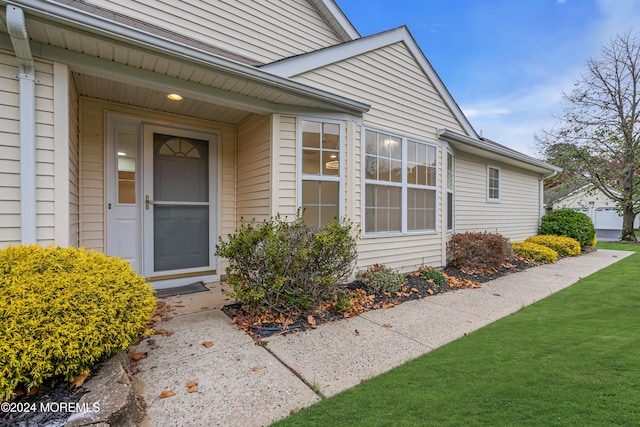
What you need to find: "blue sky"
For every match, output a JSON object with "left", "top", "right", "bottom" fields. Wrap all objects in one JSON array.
[{"left": 335, "top": 0, "right": 640, "bottom": 157}]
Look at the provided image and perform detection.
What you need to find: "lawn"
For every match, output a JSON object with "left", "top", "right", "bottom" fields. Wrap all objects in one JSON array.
[{"left": 274, "top": 243, "right": 640, "bottom": 426}]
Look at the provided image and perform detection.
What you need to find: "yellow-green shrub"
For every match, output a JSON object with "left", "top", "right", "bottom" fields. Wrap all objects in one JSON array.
[
  {"left": 512, "top": 242, "right": 558, "bottom": 264},
  {"left": 525, "top": 235, "right": 581, "bottom": 257},
  {"left": 0, "top": 245, "right": 156, "bottom": 401}
]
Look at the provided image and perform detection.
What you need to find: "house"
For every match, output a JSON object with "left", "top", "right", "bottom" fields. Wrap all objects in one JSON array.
[
  {"left": 0, "top": 0, "right": 560, "bottom": 288},
  {"left": 546, "top": 184, "right": 640, "bottom": 231}
]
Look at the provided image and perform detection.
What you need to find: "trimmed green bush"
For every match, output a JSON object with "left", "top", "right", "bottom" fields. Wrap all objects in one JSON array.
[
  {"left": 0, "top": 245, "right": 156, "bottom": 401},
  {"left": 512, "top": 242, "right": 558, "bottom": 264},
  {"left": 447, "top": 232, "right": 513, "bottom": 271},
  {"left": 356, "top": 264, "right": 407, "bottom": 294},
  {"left": 525, "top": 235, "right": 581, "bottom": 257},
  {"left": 539, "top": 209, "right": 595, "bottom": 248},
  {"left": 216, "top": 212, "right": 357, "bottom": 316}
]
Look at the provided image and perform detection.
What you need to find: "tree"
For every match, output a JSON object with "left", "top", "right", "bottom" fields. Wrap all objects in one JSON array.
[{"left": 537, "top": 32, "right": 640, "bottom": 241}]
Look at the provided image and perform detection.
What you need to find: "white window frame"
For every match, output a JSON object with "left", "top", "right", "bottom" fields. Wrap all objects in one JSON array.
[
  {"left": 446, "top": 150, "right": 454, "bottom": 231},
  {"left": 487, "top": 165, "right": 501, "bottom": 203},
  {"left": 297, "top": 117, "right": 344, "bottom": 227},
  {"left": 362, "top": 127, "right": 439, "bottom": 236}
]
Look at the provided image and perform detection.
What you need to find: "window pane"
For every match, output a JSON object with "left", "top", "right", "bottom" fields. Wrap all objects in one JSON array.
[
  {"left": 407, "top": 141, "right": 416, "bottom": 163},
  {"left": 302, "top": 149, "right": 321, "bottom": 174},
  {"left": 417, "top": 165, "right": 427, "bottom": 185},
  {"left": 427, "top": 146, "right": 437, "bottom": 167},
  {"left": 447, "top": 153, "right": 454, "bottom": 190},
  {"left": 302, "top": 121, "right": 321, "bottom": 148},
  {"left": 303, "top": 206, "right": 319, "bottom": 228},
  {"left": 321, "top": 181, "right": 339, "bottom": 204},
  {"left": 365, "top": 208, "right": 375, "bottom": 233},
  {"left": 117, "top": 131, "right": 137, "bottom": 204},
  {"left": 379, "top": 134, "right": 391, "bottom": 157},
  {"left": 417, "top": 143, "right": 427, "bottom": 163},
  {"left": 407, "top": 164, "right": 417, "bottom": 185},
  {"left": 365, "top": 130, "right": 377, "bottom": 155},
  {"left": 379, "top": 158, "right": 390, "bottom": 182},
  {"left": 302, "top": 180, "right": 319, "bottom": 205},
  {"left": 389, "top": 186, "right": 401, "bottom": 207},
  {"left": 447, "top": 191, "right": 454, "bottom": 230},
  {"left": 389, "top": 207, "right": 401, "bottom": 231},
  {"left": 322, "top": 151, "right": 340, "bottom": 176},
  {"left": 365, "top": 156, "right": 377, "bottom": 180},
  {"left": 391, "top": 160, "right": 402, "bottom": 183},
  {"left": 376, "top": 185, "right": 389, "bottom": 207},
  {"left": 427, "top": 166, "right": 437, "bottom": 186},
  {"left": 390, "top": 137, "right": 402, "bottom": 160},
  {"left": 321, "top": 205, "right": 339, "bottom": 225},
  {"left": 323, "top": 123, "right": 340, "bottom": 150}
]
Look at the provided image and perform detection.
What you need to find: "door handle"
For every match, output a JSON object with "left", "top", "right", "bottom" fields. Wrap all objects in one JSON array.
[{"left": 145, "top": 195, "right": 156, "bottom": 210}]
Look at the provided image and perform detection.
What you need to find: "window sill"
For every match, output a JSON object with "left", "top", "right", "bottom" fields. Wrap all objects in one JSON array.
[{"left": 361, "top": 230, "right": 439, "bottom": 239}]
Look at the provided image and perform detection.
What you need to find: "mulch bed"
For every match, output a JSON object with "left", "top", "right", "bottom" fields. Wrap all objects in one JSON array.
[{"left": 223, "top": 257, "right": 536, "bottom": 339}]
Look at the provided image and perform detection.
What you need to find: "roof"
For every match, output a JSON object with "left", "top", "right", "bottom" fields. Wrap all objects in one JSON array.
[{"left": 439, "top": 129, "right": 562, "bottom": 176}]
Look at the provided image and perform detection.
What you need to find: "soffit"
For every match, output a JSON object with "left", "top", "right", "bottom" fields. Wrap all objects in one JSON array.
[{"left": 73, "top": 72, "right": 254, "bottom": 125}]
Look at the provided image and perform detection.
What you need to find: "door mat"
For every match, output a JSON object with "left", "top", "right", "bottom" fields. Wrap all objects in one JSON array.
[{"left": 155, "top": 281, "right": 209, "bottom": 298}]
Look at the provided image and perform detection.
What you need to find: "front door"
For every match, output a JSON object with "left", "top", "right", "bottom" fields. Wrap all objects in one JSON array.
[{"left": 106, "top": 115, "right": 218, "bottom": 287}]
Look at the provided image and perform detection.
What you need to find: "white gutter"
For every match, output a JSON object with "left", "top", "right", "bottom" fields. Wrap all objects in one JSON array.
[
  {"left": 6, "top": 4, "right": 37, "bottom": 244},
  {"left": 439, "top": 129, "right": 561, "bottom": 176},
  {"left": 3, "top": 0, "right": 370, "bottom": 115}
]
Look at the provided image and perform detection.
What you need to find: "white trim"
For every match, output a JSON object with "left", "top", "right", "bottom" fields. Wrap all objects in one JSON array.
[
  {"left": 439, "top": 129, "right": 560, "bottom": 176},
  {"left": 311, "top": 0, "right": 360, "bottom": 41},
  {"left": 446, "top": 150, "right": 454, "bottom": 231},
  {"left": 487, "top": 165, "right": 501, "bottom": 203},
  {"left": 297, "top": 117, "right": 345, "bottom": 226},
  {"left": 53, "top": 61, "right": 70, "bottom": 246},
  {"left": 270, "top": 114, "right": 280, "bottom": 218},
  {"left": 262, "top": 26, "right": 477, "bottom": 138},
  {"left": 361, "top": 126, "right": 439, "bottom": 236}
]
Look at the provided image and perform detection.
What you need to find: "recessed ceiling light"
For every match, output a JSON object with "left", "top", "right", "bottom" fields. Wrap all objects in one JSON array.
[
  {"left": 117, "top": 151, "right": 126, "bottom": 156},
  {"left": 167, "top": 93, "right": 183, "bottom": 101}
]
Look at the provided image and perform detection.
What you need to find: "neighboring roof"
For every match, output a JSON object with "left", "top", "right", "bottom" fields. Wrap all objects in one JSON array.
[
  {"left": 544, "top": 183, "right": 587, "bottom": 205},
  {"left": 261, "top": 26, "right": 478, "bottom": 138},
  {"left": 1, "top": 0, "right": 371, "bottom": 115},
  {"left": 439, "top": 129, "right": 562, "bottom": 176}
]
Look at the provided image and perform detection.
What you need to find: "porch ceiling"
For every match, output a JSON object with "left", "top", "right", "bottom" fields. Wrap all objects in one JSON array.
[
  {"left": 0, "top": 1, "right": 369, "bottom": 117},
  {"left": 73, "top": 72, "right": 254, "bottom": 125}
]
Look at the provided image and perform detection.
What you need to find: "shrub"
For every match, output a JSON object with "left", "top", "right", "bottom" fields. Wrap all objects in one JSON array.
[
  {"left": 418, "top": 267, "right": 449, "bottom": 291},
  {"left": 512, "top": 242, "right": 558, "bottom": 264},
  {"left": 447, "top": 232, "right": 513, "bottom": 271},
  {"left": 356, "top": 264, "right": 407, "bottom": 294},
  {"left": 0, "top": 245, "right": 156, "bottom": 401},
  {"left": 525, "top": 235, "right": 581, "bottom": 257},
  {"left": 539, "top": 209, "right": 595, "bottom": 248},
  {"left": 215, "top": 212, "right": 357, "bottom": 316}
]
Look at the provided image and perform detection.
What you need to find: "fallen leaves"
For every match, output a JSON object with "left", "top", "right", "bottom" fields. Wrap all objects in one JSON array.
[
  {"left": 252, "top": 366, "right": 264, "bottom": 372},
  {"left": 202, "top": 341, "right": 214, "bottom": 348},
  {"left": 155, "top": 329, "right": 175, "bottom": 337},
  {"left": 383, "top": 323, "right": 392, "bottom": 328},
  {"left": 70, "top": 373, "right": 89, "bottom": 389},
  {"left": 159, "top": 390, "right": 175, "bottom": 399},
  {"left": 307, "top": 315, "right": 317, "bottom": 327},
  {"left": 130, "top": 352, "right": 147, "bottom": 361},
  {"left": 186, "top": 381, "right": 198, "bottom": 393}
]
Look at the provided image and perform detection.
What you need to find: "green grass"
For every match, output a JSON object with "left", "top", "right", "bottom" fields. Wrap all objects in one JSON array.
[{"left": 274, "top": 243, "right": 640, "bottom": 426}]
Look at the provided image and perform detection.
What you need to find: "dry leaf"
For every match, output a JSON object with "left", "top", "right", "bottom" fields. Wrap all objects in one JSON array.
[
  {"left": 493, "top": 293, "right": 501, "bottom": 297},
  {"left": 130, "top": 352, "right": 147, "bottom": 361},
  {"left": 159, "top": 390, "right": 175, "bottom": 399},
  {"left": 186, "top": 381, "right": 198, "bottom": 393},
  {"left": 307, "top": 315, "right": 316, "bottom": 326},
  {"left": 252, "top": 366, "right": 264, "bottom": 372},
  {"left": 70, "top": 373, "right": 89, "bottom": 389},
  {"left": 202, "top": 341, "right": 214, "bottom": 348},
  {"left": 383, "top": 323, "right": 392, "bottom": 328},
  {"left": 200, "top": 306, "right": 209, "bottom": 310},
  {"left": 155, "top": 329, "right": 175, "bottom": 337}
]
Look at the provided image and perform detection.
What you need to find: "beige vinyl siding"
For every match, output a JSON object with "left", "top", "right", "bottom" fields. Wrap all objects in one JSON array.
[
  {"left": 454, "top": 153, "right": 541, "bottom": 242},
  {"left": 69, "top": 72, "right": 80, "bottom": 247},
  {"left": 294, "top": 42, "right": 466, "bottom": 141},
  {"left": 236, "top": 114, "right": 271, "bottom": 224},
  {"left": 35, "top": 60, "right": 56, "bottom": 245},
  {"left": 293, "top": 42, "right": 463, "bottom": 270},
  {"left": 79, "top": 98, "right": 237, "bottom": 253},
  {"left": 80, "top": 0, "right": 343, "bottom": 64},
  {"left": 0, "top": 50, "right": 20, "bottom": 247},
  {"left": 273, "top": 115, "right": 298, "bottom": 218}
]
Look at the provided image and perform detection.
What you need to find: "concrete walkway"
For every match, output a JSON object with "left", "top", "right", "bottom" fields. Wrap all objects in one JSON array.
[{"left": 130, "top": 249, "right": 632, "bottom": 427}]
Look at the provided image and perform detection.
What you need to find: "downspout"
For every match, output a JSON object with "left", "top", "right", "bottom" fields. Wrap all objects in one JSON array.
[{"left": 6, "top": 5, "right": 38, "bottom": 244}]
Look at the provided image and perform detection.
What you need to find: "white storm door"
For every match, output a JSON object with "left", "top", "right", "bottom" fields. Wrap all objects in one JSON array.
[
  {"left": 106, "top": 115, "right": 142, "bottom": 272},
  {"left": 142, "top": 125, "right": 218, "bottom": 278}
]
